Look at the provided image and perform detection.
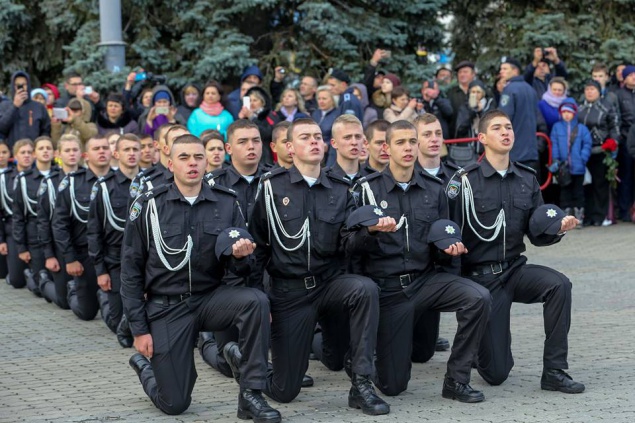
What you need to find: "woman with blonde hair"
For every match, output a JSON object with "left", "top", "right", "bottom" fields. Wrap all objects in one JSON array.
[{"left": 276, "top": 88, "right": 310, "bottom": 122}]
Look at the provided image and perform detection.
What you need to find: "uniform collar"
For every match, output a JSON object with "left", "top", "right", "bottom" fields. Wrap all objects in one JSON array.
[
  {"left": 480, "top": 157, "right": 524, "bottom": 178},
  {"left": 382, "top": 165, "right": 426, "bottom": 192},
  {"left": 115, "top": 168, "right": 133, "bottom": 183},
  {"left": 165, "top": 181, "right": 217, "bottom": 204},
  {"left": 85, "top": 167, "right": 112, "bottom": 182},
  {"left": 288, "top": 165, "right": 332, "bottom": 188},
  {"left": 227, "top": 165, "right": 263, "bottom": 186}
]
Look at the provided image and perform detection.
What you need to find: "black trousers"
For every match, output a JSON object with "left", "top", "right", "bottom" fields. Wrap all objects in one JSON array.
[
  {"left": 136, "top": 286, "right": 270, "bottom": 415},
  {"left": 41, "top": 255, "right": 70, "bottom": 309},
  {"left": 4, "top": 220, "right": 27, "bottom": 289},
  {"left": 68, "top": 254, "right": 99, "bottom": 321},
  {"left": 374, "top": 272, "right": 490, "bottom": 396},
  {"left": 0, "top": 253, "right": 7, "bottom": 279},
  {"left": 266, "top": 273, "right": 379, "bottom": 403},
  {"left": 468, "top": 256, "right": 572, "bottom": 386},
  {"left": 617, "top": 144, "right": 634, "bottom": 220},
  {"left": 199, "top": 327, "right": 237, "bottom": 378},
  {"left": 585, "top": 153, "right": 610, "bottom": 223},
  {"left": 102, "top": 267, "right": 123, "bottom": 333},
  {"left": 411, "top": 310, "right": 441, "bottom": 363},
  {"left": 25, "top": 244, "right": 46, "bottom": 294},
  {"left": 560, "top": 175, "right": 585, "bottom": 209}
]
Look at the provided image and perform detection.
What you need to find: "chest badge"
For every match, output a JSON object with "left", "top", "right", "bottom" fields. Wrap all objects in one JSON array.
[
  {"left": 447, "top": 180, "right": 461, "bottom": 199},
  {"left": 380, "top": 200, "right": 388, "bottom": 209},
  {"left": 282, "top": 197, "right": 290, "bottom": 206}
]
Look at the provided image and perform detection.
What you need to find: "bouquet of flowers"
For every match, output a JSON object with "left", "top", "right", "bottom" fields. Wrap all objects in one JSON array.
[{"left": 601, "top": 138, "right": 619, "bottom": 189}]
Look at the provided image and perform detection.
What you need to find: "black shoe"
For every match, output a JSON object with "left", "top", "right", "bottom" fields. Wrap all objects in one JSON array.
[
  {"left": 24, "top": 269, "right": 41, "bottom": 297},
  {"left": 442, "top": 376, "right": 485, "bottom": 403},
  {"left": 223, "top": 341, "right": 242, "bottom": 384},
  {"left": 66, "top": 280, "right": 76, "bottom": 304},
  {"left": 541, "top": 368, "right": 585, "bottom": 394},
  {"left": 129, "top": 353, "right": 151, "bottom": 378},
  {"left": 302, "top": 374, "right": 314, "bottom": 388},
  {"left": 38, "top": 270, "right": 52, "bottom": 303},
  {"left": 237, "top": 389, "right": 281, "bottom": 423},
  {"left": 343, "top": 349, "right": 352, "bottom": 380},
  {"left": 348, "top": 374, "right": 390, "bottom": 415},
  {"left": 116, "top": 314, "right": 134, "bottom": 348},
  {"left": 198, "top": 331, "right": 215, "bottom": 350},
  {"left": 435, "top": 337, "right": 450, "bottom": 351}
]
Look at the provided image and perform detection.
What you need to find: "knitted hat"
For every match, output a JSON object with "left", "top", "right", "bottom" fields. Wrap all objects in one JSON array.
[
  {"left": 383, "top": 73, "right": 401, "bottom": 87},
  {"left": 41, "top": 83, "right": 60, "bottom": 99},
  {"left": 559, "top": 101, "right": 578, "bottom": 115},
  {"left": 30, "top": 88, "right": 48, "bottom": 101},
  {"left": 153, "top": 91, "right": 171, "bottom": 103},
  {"left": 622, "top": 65, "right": 635, "bottom": 81}
]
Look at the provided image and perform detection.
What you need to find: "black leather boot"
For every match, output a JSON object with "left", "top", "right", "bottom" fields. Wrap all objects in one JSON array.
[
  {"left": 24, "top": 269, "right": 41, "bottom": 297},
  {"left": 38, "top": 270, "right": 52, "bottom": 303},
  {"left": 129, "top": 353, "right": 151, "bottom": 378},
  {"left": 348, "top": 373, "right": 390, "bottom": 415},
  {"left": 66, "top": 280, "right": 76, "bottom": 306},
  {"left": 435, "top": 337, "right": 450, "bottom": 351},
  {"left": 442, "top": 375, "right": 485, "bottom": 403},
  {"left": 223, "top": 341, "right": 242, "bottom": 384},
  {"left": 541, "top": 368, "right": 585, "bottom": 393},
  {"left": 237, "top": 389, "right": 281, "bottom": 423},
  {"left": 116, "top": 314, "right": 134, "bottom": 348}
]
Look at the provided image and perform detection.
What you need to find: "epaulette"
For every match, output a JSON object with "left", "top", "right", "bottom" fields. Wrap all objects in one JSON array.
[
  {"left": 204, "top": 167, "right": 229, "bottom": 183},
  {"left": 419, "top": 169, "right": 444, "bottom": 184},
  {"left": 513, "top": 161, "right": 537, "bottom": 174},
  {"left": 210, "top": 182, "right": 238, "bottom": 197},
  {"left": 443, "top": 161, "right": 460, "bottom": 171},
  {"left": 351, "top": 171, "right": 382, "bottom": 192},
  {"left": 325, "top": 170, "right": 351, "bottom": 186},
  {"left": 260, "top": 166, "right": 287, "bottom": 181},
  {"left": 459, "top": 162, "right": 480, "bottom": 174}
]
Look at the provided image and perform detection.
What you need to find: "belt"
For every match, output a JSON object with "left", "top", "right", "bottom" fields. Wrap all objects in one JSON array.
[
  {"left": 373, "top": 272, "right": 421, "bottom": 290},
  {"left": 273, "top": 275, "right": 323, "bottom": 291},
  {"left": 148, "top": 292, "right": 192, "bottom": 306},
  {"left": 467, "top": 260, "right": 514, "bottom": 277}
]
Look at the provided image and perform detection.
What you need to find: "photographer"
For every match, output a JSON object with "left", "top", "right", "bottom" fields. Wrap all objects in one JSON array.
[
  {"left": 524, "top": 47, "right": 568, "bottom": 99},
  {"left": 0, "top": 71, "right": 50, "bottom": 150}
]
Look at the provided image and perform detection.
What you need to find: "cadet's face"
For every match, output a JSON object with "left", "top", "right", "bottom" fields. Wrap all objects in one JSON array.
[
  {"left": 271, "top": 133, "right": 293, "bottom": 167},
  {"left": 35, "top": 140, "right": 54, "bottom": 163},
  {"left": 205, "top": 139, "right": 225, "bottom": 171},
  {"left": 85, "top": 138, "right": 112, "bottom": 168},
  {"left": 365, "top": 130, "right": 389, "bottom": 168},
  {"left": 169, "top": 143, "right": 206, "bottom": 187},
  {"left": 388, "top": 128, "right": 418, "bottom": 169},
  {"left": 115, "top": 140, "right": 141, "bottom": 169},
  {"left": 226, "top": 127, "right": 262, "bottom": 167},
  {"left": 331, "top": 123, "right": 364, "bottom": 161},
  {"left": 0, "top": 144, "right": 10, "bottom": 168},
  {"left": 479, "top": 116, "right": 514, "bottom": 154},
  {"left": 59, "top": 141, "right": 81, "bottom": 167},
  {"left": 417, "top": 121, "right": 444, "bottom": 159},
  {"left": 140, "top": 138, "right": 155, "bottom": 164},
  {"left": 16, "top": 145, "right": 34, "bottom": 169},
  {"left": 289, "top": 123, "right": 324, "bottom": 165}
]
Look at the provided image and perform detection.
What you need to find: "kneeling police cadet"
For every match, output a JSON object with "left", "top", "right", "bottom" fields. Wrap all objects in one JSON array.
[
  {"left": 346, "top": 120, "right": 491, "bottom": 402},
  {"left": 121, "top": 134, "right": 280, "bottom": 422}
]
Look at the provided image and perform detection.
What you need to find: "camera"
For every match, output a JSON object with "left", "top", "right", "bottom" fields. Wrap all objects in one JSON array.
[
  {"left": 134, "top": 71, "right": 167, "bottom": 85},
  {"left": 542, "top": 48, "right": 550, "bottom": 57},
  {"left": 17, "top": 84, "right": 26, "bottom": 91}
]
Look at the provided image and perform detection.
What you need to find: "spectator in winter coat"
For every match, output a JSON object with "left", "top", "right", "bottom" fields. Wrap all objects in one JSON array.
[
  {"left": 41, "top": 83, "right": 60, "bottom": 117},
  {"left": 578, "top": 79, "right": 620, "bottom": 226},
  {"left": 523, "top": 47, "right": 568, "bottom": 99},
  {"left": 226, "top": 65, "right": 263, "bottom": 119},
  {"left": 591, "top": 63, "right": 619, "bottom": 113},
  {"left": 0, "top": 71, "right": 51, "bottom": 150},
  {"left": 383, "top": 86, "right": 417, "bottom": 123},
  {"left": 538, "top": 77, "right": 569, "bottom": 133},
  {"left": 51, "top": 98, "right": 98, "bottom": 145},
  {"left": 187, "top": 81, "right": 234, "bottom": 139},
  {"left": 447, "top": 60, "right": 475, "bottom": 136},
  {"left": 238, "top": 86, "right": 280, "bottom": 166},
  {"left": 455, "top": 79, "right": 496, "bottom": 138},
  {"left": 419, "top": 80, "right": 453, "bottom": 139},
  {"left": 299, "top": 76, "right": 319, "bottom": 114},
  {"left": 177, "top": 83, "right": 202, "bottom": 124},
  {"left": 95, "top": 93, "right": 138, "bottom": 135},
  {"left": 311, "top": 86, "right": 341, "bottom": 166},
  {"left": 371, "top": 73, "right": 400, "bottom": 116},
  {"left": 275, "top": 89, "right": 310, "bottom": 122},
  {"left": 615, "top": 65, "right": 635, "bottom": 222},
  {"left": 141, "top": 85, "right": 184, "bottom": 136},
  {"left": 549, "top": 99, "right": 592, "bottom": 224},
  {"left": 351, "top": 83, "right": 378, "bottom": 128}
]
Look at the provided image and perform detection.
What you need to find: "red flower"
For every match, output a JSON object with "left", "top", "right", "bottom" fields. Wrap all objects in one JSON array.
[{"left": 602, "top": 138, "right": 618, "bottom": 152}]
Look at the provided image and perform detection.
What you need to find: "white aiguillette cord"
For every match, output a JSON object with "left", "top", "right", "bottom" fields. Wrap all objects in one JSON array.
[
  {"left": 20, "top": 176, "right": 38, "bottom": 217},
  {"left": 100, "top": 182, "right": 126, "bottom": 231},
  {"left": 0, "top": 172, "right": 13, "bottom": 216},
  {"left": 69, "top": 176, "right": 89, "bottom": 223},
  {"left": 46, "top": 178, "right": 56, "bottom": 219},
  {"left": 460, "top": 173, "right": 506, "bottom": 256},
  {"left": 359, "top": 180, "right": 409, "bottom": 251},
  {"left": 263, "top": 179, "right": 311, "bottom": 270}
]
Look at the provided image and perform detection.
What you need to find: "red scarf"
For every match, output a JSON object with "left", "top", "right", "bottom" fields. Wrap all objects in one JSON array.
[{"left": 200, "top": 101, "right": 224, "bottom": 117}]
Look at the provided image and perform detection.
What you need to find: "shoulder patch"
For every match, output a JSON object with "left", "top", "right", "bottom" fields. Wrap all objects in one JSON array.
[
  {"left": 514, "top": 161, "right": 537, "bottom": 174},
  {"left": 58, "top": 176, "right": 70, "bottom": 193},
  {"left": 38, "top": 180, "right": 48, "bottom": 196},
  {"left": 211, "top": 183, "right": 237, "bottom": 197},
  {"left": 129, "top": 201, "right": 143, "bottom": 221},
  {"left": 129, "top": 179, "right": 140, "bottom": 198},
  {"left": 90, "top": 182, "right": 100, "bottom": 201},
  {"left": 500, "top": 94, "right": 510, "bottom": 107},
  {"left": 261, "top": 166, "right": 287, "bottom": 181}
]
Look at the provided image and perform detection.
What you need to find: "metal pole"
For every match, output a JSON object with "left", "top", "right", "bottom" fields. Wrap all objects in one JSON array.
[{"left": 98, "top": 0, "right": 126, "bottom": 73}]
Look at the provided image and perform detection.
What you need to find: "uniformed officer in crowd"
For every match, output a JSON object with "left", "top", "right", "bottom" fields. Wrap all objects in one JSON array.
[
  {"left": 223, "top": 118, "right": 391, "bottom": 416},
  {"left": 13, "top": 136, "right": 55, "bottom": 298},
  {"left": 325, "top": 115, "right": 375, "bottom": 183},
  {"left": 0, "top": 140, "right": 15, "bottom": 288},
  {"left": 52, "top": 135, "right": 113, "bottom": 322},
  {"left": 449, "top": 109, "right": 585, "bottom": 393},
  {"left": 346, "top": 120, "right": 491, "bottom": 402},
  {"left": 363, "top": 119, "right": 389, "bottom": 173},
  {"left": 88, "top": 133, "right": 141, "bottom": 347},
  {"left": 121, "top": 134, "right": 280, "bottom": 422},
  {"left": 138, "top": 134, "right": 155, "bottom": 171},
  {"left": 38, "top": 134, "right": 81, "bottom": 309},
  {"left": 270, "top": 121, "right": 293, "bottom": 169}
]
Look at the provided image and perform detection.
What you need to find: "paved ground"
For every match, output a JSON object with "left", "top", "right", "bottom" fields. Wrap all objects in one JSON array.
[{"left": 1, "top": 224, "right": 634, "bottom": 423}]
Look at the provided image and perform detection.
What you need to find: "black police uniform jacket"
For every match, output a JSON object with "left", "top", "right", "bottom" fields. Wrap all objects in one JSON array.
[
  {"left": 36, "top": 168, "right": 64, "bottom": 260},
  {"left": 449, "top": 159, "right": 562, "bottom": 269},
  {"left": 120, "top": 182, "right": 253, "bottom": 337},
  {"left": 12, "top": 167, "right": 49, "bottom": 253},
  {"left": 0, "top": 167, "right": 17, "bottom": 243},
  {"left": 87, "top": 169, "right": 133, "bottom": 277}
]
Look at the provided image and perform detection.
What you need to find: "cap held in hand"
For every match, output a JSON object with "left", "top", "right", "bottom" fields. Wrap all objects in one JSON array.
[
  {"left": 215, "top": 227, "right": 255, "bottom": 260},
  {"left": 346, "top": 205, "right": 385, "bottom": 229},
  {"left": 529, "top": 204, "right": 566, "bottom": 237},
  {"left": 427, "top": 219, "right": 462, "bottom": 250}
]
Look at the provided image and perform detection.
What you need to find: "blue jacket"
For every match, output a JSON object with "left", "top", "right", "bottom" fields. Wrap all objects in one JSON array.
[
  {"left": 338, "top": 87, "right": 364, "bottom": 123},
  {"left": 538, "top": 100, "right": 561, "bottom": 133},
  {"left": 187, "top": 108, "right": 234, "bottom": 139},
  {"left": 311, "top": 107, "right": 341, "bottom": 143},
  {"left": 550, "top": 118, "right": 592, "bottom": 175},
  {"left": 499, "top": 76, "right": 539, "bottom": 162}
]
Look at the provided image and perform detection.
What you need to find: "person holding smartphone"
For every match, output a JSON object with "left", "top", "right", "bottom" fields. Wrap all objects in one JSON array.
[
  {"left": 0, "top": 71, "right": 51, "bottom": 150},
  {"left": 141, "top": 85, "right": 183, "bottom": 136}
]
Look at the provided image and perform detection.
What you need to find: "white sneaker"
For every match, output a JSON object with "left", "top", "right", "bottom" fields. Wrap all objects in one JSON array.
[{"left": 601, "top": 218, "right": 613, "bottom": 227}]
